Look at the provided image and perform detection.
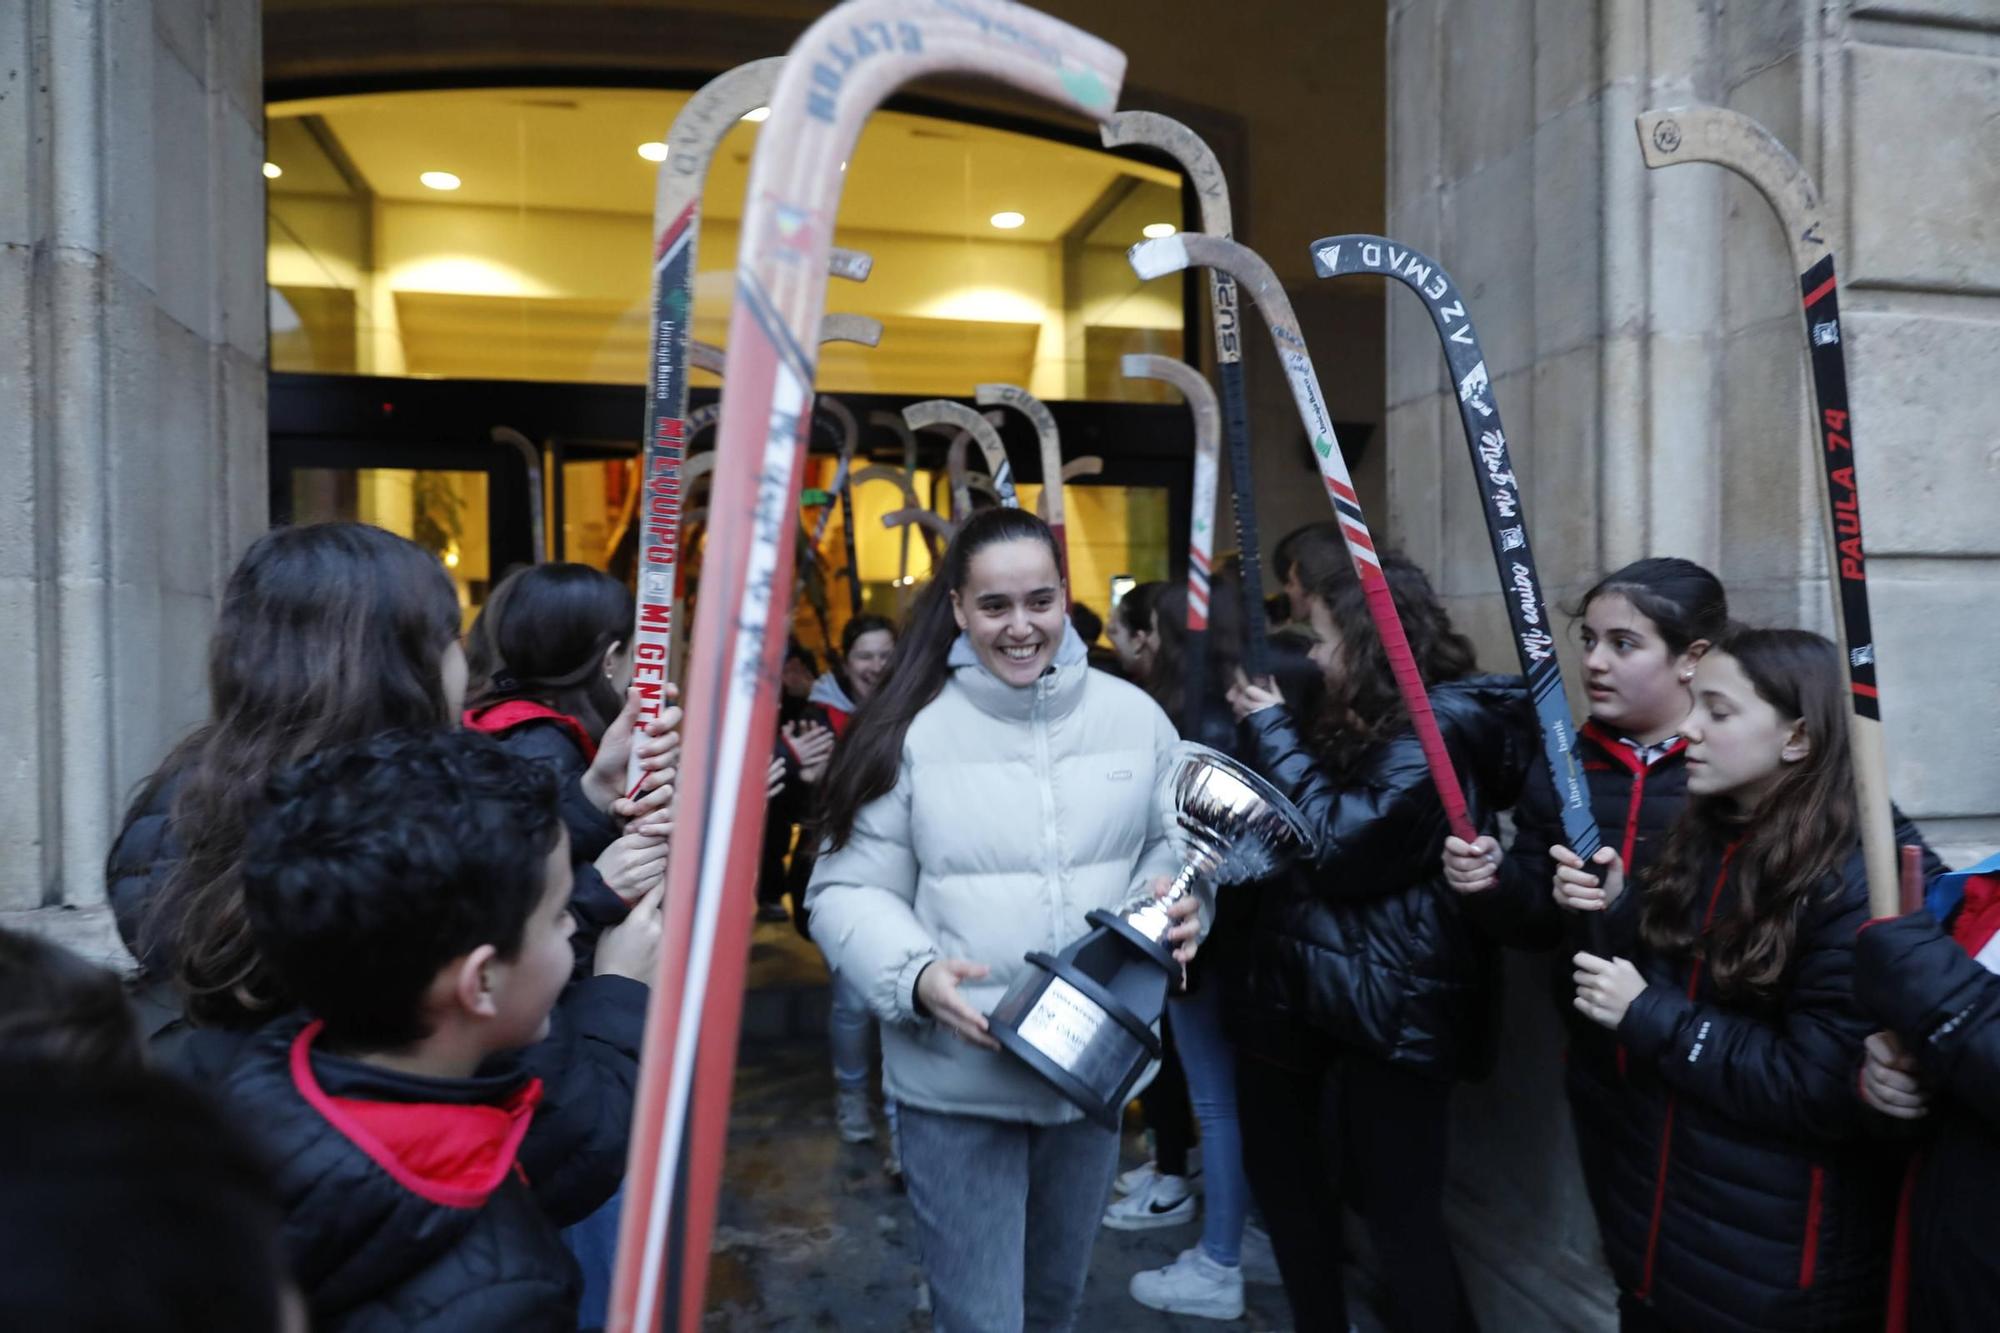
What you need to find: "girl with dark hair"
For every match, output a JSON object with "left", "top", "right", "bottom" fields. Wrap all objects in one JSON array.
[
  {"left": 806, "top": 507, "right": 1197, "bottom": 1332},
  {"left": 107, "top": 526, "right": 675, "bottom": 1034},
  {"left": 1444, "top": 557, "right": 1728, "bottom": 1223},
  {"left": 1224, "top": 551, "right": 1535, "bottom": 1333},
  {"left": 109, "top": 523, "right": 467, "bottom": 1028},
  {"left": 808, "top": 613, "right": 898, "bottom": 738},
  {"left": 1562, "top": 628, "right": 1911, "bottom": 1332},
  {"left": 463, "top": 562, "right": 678, "bottom": 948},
  {"left": 1106, "top": 579, "right": 1166, "bottom": 682}
]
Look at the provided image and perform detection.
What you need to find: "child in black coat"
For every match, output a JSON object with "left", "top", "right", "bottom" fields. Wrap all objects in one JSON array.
[
  {"left": 208, "top": 729, "right": 658, "bottom": 1332},
  {"left": 1855, "top": 854, "right": 2000, "bottom": 1333}
]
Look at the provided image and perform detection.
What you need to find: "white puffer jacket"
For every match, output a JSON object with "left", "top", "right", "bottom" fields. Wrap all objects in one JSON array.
[{"left": 807, "top": 627, "right": 1181, "bottom": 1123}]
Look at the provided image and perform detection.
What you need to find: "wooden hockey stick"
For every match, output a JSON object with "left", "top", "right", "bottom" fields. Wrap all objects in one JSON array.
[
  {"left": 1636, "top": 105, "right": 1898, "bottom": 916},
  {"left": 907, "top": 399, "right": 1019, "bottom": 513},
  {"left": 491, "top": 426, "right": 547, "bottom": 563},
  {"left": 1102, "top": 111, "right": 1270, "bottom": 676},
  {"left": 657, "top": 310, "right": 880, "bottom": 782},
  {"left": 1312, "top": 235, "right": 1601, "bottom": 866},
  {"left": 1122, "top": 353, "right": 1219, "bottom": 736},
  {"left": 1132, "top": 232, "right": 1476, "bottom": 842},
  {"left": 627, "top": 51, "right": 869, "bottom": 775},
  {"left": 608, "top": 5, "right": 1123, "bottom": 1329},
  {"left": 976, "top": 383, "right": 1067, "bottom": 564},
  {"left": 808, "top": 392, "right": 866, "bottom": 615},
  {"left": 870, "top": 409, "right": 923, "bottom": 600}
]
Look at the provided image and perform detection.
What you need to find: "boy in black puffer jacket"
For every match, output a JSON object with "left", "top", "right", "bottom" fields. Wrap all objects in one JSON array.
[{"left": 199, "top": 729, "right": 653, "bottom": 1332}]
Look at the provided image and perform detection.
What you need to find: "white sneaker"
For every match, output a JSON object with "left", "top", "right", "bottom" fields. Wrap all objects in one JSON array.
[
  {"left": 1102, "top": 1171, "right": 1196, "bottom": 1230},
  {"left": 1238, "top": 1220, "right": 1281, "bottom": 1285},
  {"left": 1114, "top": 1146, "right": 1203, "bottom": 1197},
  {"left": 834, "top": 1087, "right": 875, "bottom": 1144},
  {"left": 1130, "top": 1246, "right": 1244, "bottom": 1320}
]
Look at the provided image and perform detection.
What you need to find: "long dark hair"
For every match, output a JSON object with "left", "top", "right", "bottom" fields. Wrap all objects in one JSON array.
[
  {"left": 1302, "top": 552, "right": 1478, "bottom": 775},
  {"left": 1572, "top": 557, "right": 1728, "bottom": 656},
  {"left": 466, "top": 562, "right": 633, "bottom": 741},
  {"left": 1640, "top": 627, "right": 1855, "bottom": 1005},
  {"left": 817, "top": 508, "right": 1064, "bottom": 852},
  {"left": 121, "top": 523, "right": 461, "bottom": 1024}
]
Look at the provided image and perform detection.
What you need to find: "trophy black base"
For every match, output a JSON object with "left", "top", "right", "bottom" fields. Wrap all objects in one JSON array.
[{"left": 988, "top": 924, "right": 1170, "bottom": 1130}]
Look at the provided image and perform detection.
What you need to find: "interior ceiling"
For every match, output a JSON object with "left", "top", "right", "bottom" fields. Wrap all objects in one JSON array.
[{"left": 269, "top": 87, "right": 1181, "bottom": 244}]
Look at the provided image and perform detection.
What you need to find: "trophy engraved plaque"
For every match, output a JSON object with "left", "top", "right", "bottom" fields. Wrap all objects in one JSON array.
[{"left": 988, "top": 742, "right": 1317, "bottom": 1126}]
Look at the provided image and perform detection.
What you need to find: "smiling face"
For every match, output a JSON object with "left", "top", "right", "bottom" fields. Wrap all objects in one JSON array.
[
  {"left": 845, "top": 628, "right": 896, "bottom": 703},
  {"left": 1682, "top": 651, "right": 1808, "bottom": 808},
  {"left": 1578, "top": 591, "right": 1700, "bottom": 744},
  {"left": 950, "top": 537, "right": 1068, "bottom": 687}
]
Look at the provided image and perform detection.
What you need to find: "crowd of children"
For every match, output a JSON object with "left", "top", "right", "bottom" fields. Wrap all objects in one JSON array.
[{"left": 0, "top": 511, "right": 1994, "bottom": 1333}]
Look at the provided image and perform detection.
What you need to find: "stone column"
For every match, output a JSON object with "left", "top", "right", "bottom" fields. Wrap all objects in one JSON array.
[
  {"left": 1388, "top": 1, "right": 1999, "bottom": 1326},
  {"left": 0, "top": 0, "right": 267, "bottom": 934}
]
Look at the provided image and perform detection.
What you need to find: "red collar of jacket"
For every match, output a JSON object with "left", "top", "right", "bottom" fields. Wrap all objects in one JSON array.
[
  {"left": 289, "top": 1020, "right": 543, "bottom": 1209},
  {"left": 462, "top": 700, "right": 597, "bottom": 763}
]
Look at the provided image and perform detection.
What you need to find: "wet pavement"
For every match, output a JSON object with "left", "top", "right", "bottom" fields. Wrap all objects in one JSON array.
[{"left": 701, "top": 921, "right": 1388, "bottom": 1331}]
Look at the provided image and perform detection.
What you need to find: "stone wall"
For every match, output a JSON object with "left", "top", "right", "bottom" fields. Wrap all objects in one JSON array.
[
  {"left": 0, "top": 0, "right": 267, "bottom": 914},
  {"left": 1388, "top": 1, "right": 2000, "bottom": 1326}
]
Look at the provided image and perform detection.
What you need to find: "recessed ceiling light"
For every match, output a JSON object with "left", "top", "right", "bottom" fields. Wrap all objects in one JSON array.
[
  {"left": 741, "top": 106, "right": 770, "bottom": 123},
  {"left": 1142, "top": 222, "right": 1177, "bottom": 239},
  {"left": 262, "top": 162, "right": 283, "bottom": 180},
  {"left": 989, "top": 211, "right": 1026, "bottom": 230},
  {"left": 420, "top": 171, "right": 461, "bottom": 191},
  {"left": 637, "top": 141, "right": 668, "bottom": 162}
]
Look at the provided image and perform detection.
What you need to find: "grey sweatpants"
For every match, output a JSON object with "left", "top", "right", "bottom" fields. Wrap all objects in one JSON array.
[{"left": 897, "top": 1105, "right": 1121, "bottom": 1333}]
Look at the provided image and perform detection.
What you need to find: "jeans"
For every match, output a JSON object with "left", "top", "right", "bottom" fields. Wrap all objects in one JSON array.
[
  {"left": 1168, "top": 982, "right": 1247, "bottom": 1267},
  {"left": 898, "top": 1106, "right": 1120, "bottom": 1333},
  {"left": 1237, "top": 1028, "right": 1478, "bottom": 1333},
  {"left": 831, "top": 978, "right": 874, "bottom": 1090}
]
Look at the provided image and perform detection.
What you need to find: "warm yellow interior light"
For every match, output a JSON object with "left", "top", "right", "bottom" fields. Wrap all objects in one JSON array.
[
  {"left": 263, "top": 162, "right": 283, "bottom": 179},
  {"left": 637, "top": 142, "right": 668, "bottom": 162},
  {"left": 741, "top": 106, "right": 770, "bottom": 123},
  {"left": 989, "top": 211, "right": 1026, "bottom": 230},
  {"left": 419, "top": 171, "right": 462, "bottom": 191},
  {"left": 1142, "top": 222, "right": 1176, "bottom": 239}
]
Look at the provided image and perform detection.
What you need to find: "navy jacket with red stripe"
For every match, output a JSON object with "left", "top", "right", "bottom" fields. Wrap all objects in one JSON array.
[{"left": 1596, "top": 842, "right": 1907, "bottom": 1333}]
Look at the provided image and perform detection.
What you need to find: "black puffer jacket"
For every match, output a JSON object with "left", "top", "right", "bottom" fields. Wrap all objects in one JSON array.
[
  {"left": 1230, "top": 674, "right": 1536, "bottom": 1081},
  {"left": 1856, "top": 911, "right": 2000, "bottom": 1333},
  {"left": 187, "top": 1010, "right": 630, "bottom": 1331},
  {"left": 1599, "top": 843, "right": 1906, "bottom": 1332}
]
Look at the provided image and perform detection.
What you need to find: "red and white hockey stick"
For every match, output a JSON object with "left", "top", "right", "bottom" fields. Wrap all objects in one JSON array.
[
  {"left": 975, "top": 382, "right": 1067, "bottom": 563},
  {"left": 627, "top": 48, "right": 872, "bottom": 788},
  {"left": 1131, "top": 232, "right": 1476, "bottom": 841},
  {"left": 1636, "top": 106, "right": 1899, "bottom": 916},
  {"left": 1121, "top": 353, "right": 1219, "bottom": 734},
  {"left": 1102, "top": 111, "right": 1271, "bottom": 677},
  {"left": 608, "top": 5, "right": 1124, "bottom": 1329}
]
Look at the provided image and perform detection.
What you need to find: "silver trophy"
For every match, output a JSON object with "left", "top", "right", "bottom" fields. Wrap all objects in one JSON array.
[{"left": 988, "top": 742, "right": 1317, "bottom": 1127}]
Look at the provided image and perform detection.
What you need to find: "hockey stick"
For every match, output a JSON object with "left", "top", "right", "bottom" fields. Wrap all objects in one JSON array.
[
  {"left": 976, "top": 383, "right": 1067, "bottom": 565},
  {"left": 809, "top": 392, "right": 866, "bottom": 616},
  {"left": 1311, "top": 235, "right": 1601, "bottom": 866},
  {"left": 1635, "top": 105, "right": 1898, "bottom": 917},
  {"left": 656, "top": 310, "right": 880, "bottom": 786},
  {"left": 627, "top": 53, "right": 871, "bottom": 779},
  {"left": 1062, "top": 456, "right": 1104, "bottom": 483},
  {"left": 908, "top": 399, "right": 1019, "bottom": 513},
  {"left": 870, "top": 409, "right": 923, "bottom": 600},
  {"left": 607, "top": 6, "right": 1123, "bottom": 1329},
  {"left": 1121, "top": 353, "right": 1219, "bottom": 738},
  {"left": 491, "top": 426, "right": 548, "bottom": 563},
  {"left": 1132, "top": 232, "right": 1477, "bottom": 842},
  {"left": 1103, "top": 111, "right": 1270, "bottom": 677}
]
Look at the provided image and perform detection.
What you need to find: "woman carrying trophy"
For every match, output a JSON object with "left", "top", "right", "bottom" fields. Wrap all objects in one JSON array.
[
  {"left": 1223, "top": 548, "right": 1536, "bottom": 1333},
  {"left": 807, "top": 507, "right": 1201, "bottom": 1333}
]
